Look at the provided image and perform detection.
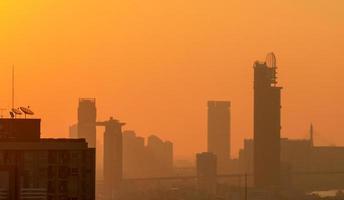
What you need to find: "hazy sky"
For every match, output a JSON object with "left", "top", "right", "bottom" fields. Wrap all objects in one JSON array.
[{"left": 0, "top": 1, "right": 343, "bottom": 159}]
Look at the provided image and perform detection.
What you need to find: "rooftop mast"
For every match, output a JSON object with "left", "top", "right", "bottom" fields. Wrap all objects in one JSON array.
[{"left": 12, "top": 65, "right": 15, "bottom": 110}]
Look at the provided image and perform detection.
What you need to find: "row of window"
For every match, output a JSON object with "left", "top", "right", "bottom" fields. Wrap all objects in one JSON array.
[{"left": 0, "top": 151, "right": 92, "bottom": 165}]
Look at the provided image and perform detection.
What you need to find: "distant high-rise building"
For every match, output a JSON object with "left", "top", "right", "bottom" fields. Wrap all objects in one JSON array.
[
  {"left": 236, "top": 131, "right": 344, "bottom": 189},
  {"left": 69, "top": 123, "right": 78, "bottom": 138},
  {"left": 123, "top": 130, "right": 146, "bottom": 178},
  {"left": 207, "top": 101, "right": 231, "bottom": 173},
  {"left": 78, "top": 98, "right": 97, "bottom": 148},
  {"left": 122, "top": 132, "right": 174, "bottom": 178},
  {"left": 0, "top": 118, "right": 95, "bottom": 199},
  {"left": 97, "top": 117, "right": 125, "bottom": 200},
  {"left": 196, "top": 152, "right": 217, "bottom": 196},
  {"left": 253, "top": 53, "right": 282, "bottom": 188},
  {"left": 147, "top": 135, "right": 174, "bottom": 177}
]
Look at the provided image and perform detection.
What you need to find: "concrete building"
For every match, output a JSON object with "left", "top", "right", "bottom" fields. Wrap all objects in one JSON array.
[
  {"left": 253, "top": 53, "right": 282, "bottom": 188},
  {"left": 122, "top": 132, "right": 174, "bottom": 179},
  {"left": 207, "top": 101, "right": 231, "bottom": 174},
  {"left": 196, "top": 152, "right": 217, "bottom": 196},
  {"left": 77, "top": 98, "right": 97, "bottom": 148},
  {"left": 238, "top": 138, "right": 311, "bottom": 177},
  {"left": 147, "top": 135, "right": 174, "bottom": 177},
  {"left": 123, "top": 131, "right": 146, "bottom": 178},
  {"left": 236, "top": 125, "right": 344, "bottom": 189},
  {"left": 97, "top": 117, "right": 125, "bottom": 200},
  {"left": 0, "top": 118, "right": 95, "bottom": 200}
]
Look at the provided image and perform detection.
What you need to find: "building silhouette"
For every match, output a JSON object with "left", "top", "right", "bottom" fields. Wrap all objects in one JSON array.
[
  {"left": 123, "top": 131, "right": 146, "bottom": 178},
  {"left": 235, "top": 124, "right": 344, "bottom": 190},
  {"left": 0, "top": 118, "right": 95, "bottom": 199},
  {"left": 77, "top": 98, "right": 97, "bottom": 148},
  {"left": 253, "top": 53, "right": 282, "bottom": 188},
  {"left": 122, "top": 131, "right": 174, "bottom": 178},
  {"left": 97, "top": 117, "right": 125, "bottom": 200},
  {"left": 196, "top": 152, "right": 217, "bottom": 196},
  {"left": 147, "top": 135, "right": 174, "bottom": 177},
  {"left": 74, "top": 99, "right": 134, "bottom": 199},
  {"left": 207, "top": 101, "right": 231, "bottom": 174}
]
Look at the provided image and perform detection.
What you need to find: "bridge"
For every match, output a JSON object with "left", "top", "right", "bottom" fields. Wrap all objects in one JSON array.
[{"left": 123, "top": 171, "right": 344, "bottom": 182}]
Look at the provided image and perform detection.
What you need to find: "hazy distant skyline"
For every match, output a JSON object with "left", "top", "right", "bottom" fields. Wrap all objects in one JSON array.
[{"left": 0, "top": 1, "right": 343, "bottom": 158}]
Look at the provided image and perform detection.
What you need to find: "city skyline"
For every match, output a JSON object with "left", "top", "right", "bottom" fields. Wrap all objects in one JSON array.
[
  {"left": 0, "top": 1, "right": 344, "bottom": 159},
  {"left": 1, "top": 51, "right": 343, "bottom": 199}
]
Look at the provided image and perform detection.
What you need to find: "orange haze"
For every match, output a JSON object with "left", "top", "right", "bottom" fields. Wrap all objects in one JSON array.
[{"left": 0, "top": 1, "right": 344, "bottom": 159}]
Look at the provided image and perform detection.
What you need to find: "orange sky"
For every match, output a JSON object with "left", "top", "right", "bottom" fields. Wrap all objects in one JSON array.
[{"left": 0, "top": 0, "right": 344, "bottom": 159}]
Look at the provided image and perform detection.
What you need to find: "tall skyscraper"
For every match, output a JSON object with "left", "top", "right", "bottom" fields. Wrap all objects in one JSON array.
[
  {"left": 253, "top": 52, "right": 282, "bottom": 188},
  {"left": 97, "top": 117, "right": 125, "bottom": 200},
  {"left": 207, "top": 101, "right": 231, "bottom": 173},
  {"left": 77, "top": 98, "right": 97, "bottom": 148}
]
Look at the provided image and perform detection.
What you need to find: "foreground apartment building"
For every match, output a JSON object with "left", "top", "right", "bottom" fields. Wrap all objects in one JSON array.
[{"left": 0, "top": 118, "right": 95, "bottom": 200}]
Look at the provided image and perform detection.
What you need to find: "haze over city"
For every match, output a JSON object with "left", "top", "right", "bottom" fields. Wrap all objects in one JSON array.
[{"left": 0, "top": 0, "right": 344, "bottom": 160}]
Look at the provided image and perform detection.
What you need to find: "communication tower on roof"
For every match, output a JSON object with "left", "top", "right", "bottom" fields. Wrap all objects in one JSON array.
[
  {"left": 265, "top": 52, "right": 278, "bottom": 86},
  {"left": 7, "top": 66, "right": 36, "bottom": 119},
  {"left": 10, "top": 108, "right": 22, "bottom": 118},
  {"left": 266, "top": 52, "right": 277, "bottom": 69}
]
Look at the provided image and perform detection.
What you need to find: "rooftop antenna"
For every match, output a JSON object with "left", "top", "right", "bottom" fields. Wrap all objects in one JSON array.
[
  {"left": 12, "top": 65, "right": 15, "bottom": 110},
  {"left": 12, "top": 108, "right": 22, "bottom": 118}
]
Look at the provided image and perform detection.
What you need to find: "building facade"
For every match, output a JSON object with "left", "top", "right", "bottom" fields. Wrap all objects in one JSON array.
[
  {"left": 0, "top": 118, "right": 95, "bottom": 200},
  {"left": 196, "top": 152, "right": 217, "bottom": 196},
  {"left": 253, "top": 53, "right": 282, "bottom": 188},
  {"left": 236, "top": 137, "right": 344, "bottom": 189},
  {"left": 77, "top": 98, "right": 97, "bottom": 148},
  {"left": 207, "top": 101, "right": 231, "bottom": 174},
  {"left": 123, "top": 131, "right": 146, "bottom": 178},
  {"left": 98, "top": 118, "right": 125, "bottom": 200},
  {"left": 122, "top": 131, "right": 174, "bottom": 179}
]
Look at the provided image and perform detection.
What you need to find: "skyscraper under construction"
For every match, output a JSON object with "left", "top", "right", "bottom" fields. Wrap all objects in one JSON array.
[{"left": 253, "top": 53, "right": 282, "bottom": 188}]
